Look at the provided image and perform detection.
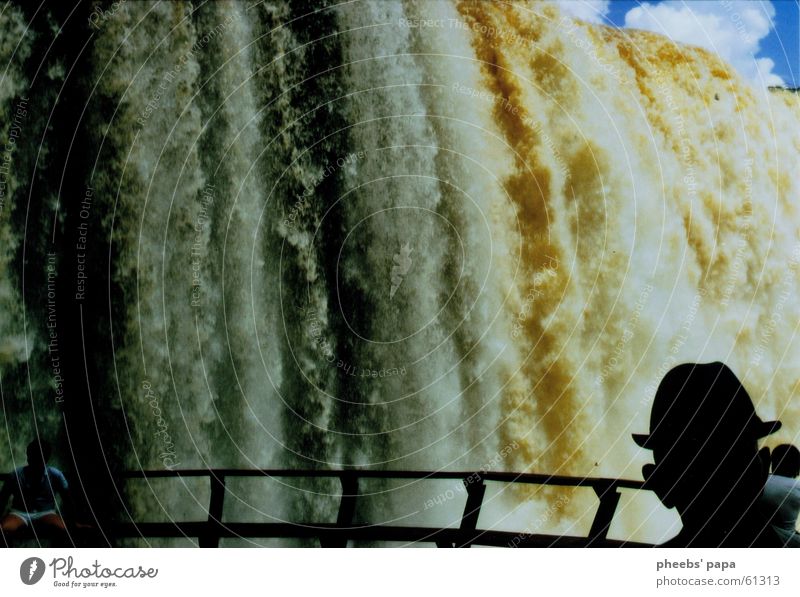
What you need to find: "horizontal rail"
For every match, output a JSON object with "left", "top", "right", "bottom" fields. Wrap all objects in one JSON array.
[
  {"left": 3, "top": 469, "right": 651, "bottom": 547},
  {"left": 121, "top": 468, "right": 645, "bottom": 490}
]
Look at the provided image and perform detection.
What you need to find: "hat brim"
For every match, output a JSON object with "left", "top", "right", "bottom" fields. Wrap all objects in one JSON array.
[
  {"left": 633, "top": 420, "right": 782, "bottom": 450},
  {"left": 756, "top": 420, "right": 782, "bottom": 437}
]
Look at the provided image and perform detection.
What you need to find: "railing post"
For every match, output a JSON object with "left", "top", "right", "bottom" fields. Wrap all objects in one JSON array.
[
  {"left": 321, "top": 472, "right": 359, "bottom": 548},
  {"left": 200, "top": 473, "right": 226, "bottom": 548},
  {"left": 588, "top": 482, "right": 621, "bottom": 544},
  {"left": 456, "top": 472, "right": 486, "bottom": 548}
]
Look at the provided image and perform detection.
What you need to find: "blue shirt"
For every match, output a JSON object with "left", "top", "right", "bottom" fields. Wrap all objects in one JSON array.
[
  {"left": 761, "top": 474, "right": 800, "bottom": 547},
  {"left": 6, "top": 466, "right": 68, "bottom": 513}
]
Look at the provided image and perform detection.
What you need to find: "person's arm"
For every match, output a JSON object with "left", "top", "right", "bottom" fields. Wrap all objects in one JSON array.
[{"left": 52, "top": 469, "right": 74, "bottom": 515}]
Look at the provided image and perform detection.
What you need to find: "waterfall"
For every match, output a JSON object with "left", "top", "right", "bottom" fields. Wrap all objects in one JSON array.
[{"left": 0, "top": 0, "right": 798, "bottom": 545}]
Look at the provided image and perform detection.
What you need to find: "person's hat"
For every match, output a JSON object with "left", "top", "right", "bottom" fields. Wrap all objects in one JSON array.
[{"left": 633, "top": 362, "right": 781, "bottom": 449}]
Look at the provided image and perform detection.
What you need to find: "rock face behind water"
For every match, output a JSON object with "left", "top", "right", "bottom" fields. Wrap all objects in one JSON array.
[{"left": 0, "top": 1, "right": 798, "bottom": 543}]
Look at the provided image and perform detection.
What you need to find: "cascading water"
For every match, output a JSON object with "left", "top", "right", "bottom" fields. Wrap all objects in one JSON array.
[{"left": 0, "top": 0, "right": 798, "bottom": 546}]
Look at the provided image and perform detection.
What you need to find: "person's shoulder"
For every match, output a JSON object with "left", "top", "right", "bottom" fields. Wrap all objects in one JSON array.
[
  {"left": 46, "top": 466, "right": 67, "bottom": 480},
  {"left": 46, "top": 466, "right": 69, "bottom": 490},
  {"left": 765, "top": 474, "right": 796, "bottom": 492},
  {"left": 768, "top": 474, "right": 800, "bottom": 490}
]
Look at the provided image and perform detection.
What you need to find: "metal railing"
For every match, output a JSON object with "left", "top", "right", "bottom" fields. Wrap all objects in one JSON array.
[{"left": 111, "top": 469, "right": 652, "bottom": 547}]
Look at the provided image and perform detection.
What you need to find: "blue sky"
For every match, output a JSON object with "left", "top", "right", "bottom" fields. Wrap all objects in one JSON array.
[{"left": 559, "top": 1, "right": 799, "bottom": 87}]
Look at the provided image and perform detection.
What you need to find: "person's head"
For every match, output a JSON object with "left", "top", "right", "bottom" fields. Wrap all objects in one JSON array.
[
  {"left": 26, "top": 439, "right": 51, "bottom": 471},
  {"left": 634, "top": 362, "right": 780, "bottom": 529},
  {"left": 771, "top": 444, "right": 800, "bottom": 478}
]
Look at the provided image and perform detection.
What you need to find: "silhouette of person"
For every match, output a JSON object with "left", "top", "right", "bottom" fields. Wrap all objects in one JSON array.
[
  {"left": 0, "top": 439, "right": 73, "bottom": 545},
  {"left": 760, "top": 444, "right": 800, "bottom": 547},
  {"left": 633, "top": 362, "right": 783, "bottom": 546}
]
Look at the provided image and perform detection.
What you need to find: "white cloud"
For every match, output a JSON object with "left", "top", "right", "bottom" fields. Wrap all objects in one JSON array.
[
  {"left": 554, "top": 0, "right": 611, "bottom": 24},
  {"left": 623, "top": 1, "right": 784, "bottom": 86}
]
